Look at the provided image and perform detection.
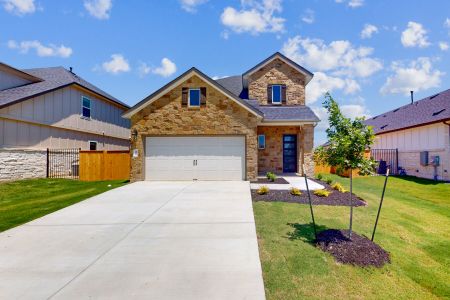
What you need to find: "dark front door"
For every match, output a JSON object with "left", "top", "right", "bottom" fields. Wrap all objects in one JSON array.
[{"left": 283, "top": 135, "right": 297, "bottom": 173}]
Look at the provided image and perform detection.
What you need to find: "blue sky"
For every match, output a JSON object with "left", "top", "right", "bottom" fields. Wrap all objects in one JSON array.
[{"left": 1, "top": 0, "right": 449, "bottom": 145}]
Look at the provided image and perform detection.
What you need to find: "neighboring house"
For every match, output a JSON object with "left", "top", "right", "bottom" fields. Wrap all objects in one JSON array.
[
  {"left": 365, "top": 89, "right": 450, "bottom": 181},
  {"left": 123, "top": 52, "right": 319, "bottom": 181},
  {"left": 0, "top": 62, "right": 130, "bottom": 180}
]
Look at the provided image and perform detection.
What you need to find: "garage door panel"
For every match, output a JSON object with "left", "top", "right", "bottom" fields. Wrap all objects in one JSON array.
[{"left": 145, "top": 137, "right": 245, "bottom": 181}]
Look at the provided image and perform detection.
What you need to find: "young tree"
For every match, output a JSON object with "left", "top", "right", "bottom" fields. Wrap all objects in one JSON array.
[{"left": 314, "top": 93, "right": 376, "bottom": 239}]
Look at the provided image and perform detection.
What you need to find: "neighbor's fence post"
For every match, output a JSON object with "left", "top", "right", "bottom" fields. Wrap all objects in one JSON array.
[
  {"left": 303, "top": 164, "right": 317, "bottom": 240},
  {"left": 46, "top": 148, "right": 49, "bottom": 178},
  {"left": 372, "top": 168, "right": 390, "bottom": 241}
]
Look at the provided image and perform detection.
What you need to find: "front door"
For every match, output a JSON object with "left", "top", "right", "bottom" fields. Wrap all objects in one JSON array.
[{"left": 283, "top": 135, "right": 297, "bottom": 173}]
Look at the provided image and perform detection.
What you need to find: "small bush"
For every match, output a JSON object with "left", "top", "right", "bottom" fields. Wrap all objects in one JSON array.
[
  {"left": 290, "top": 187, "right": 302, "bottom": 196},
  {"left": 266, "top": 172, "right": 277, "bottom": 182},
  {"left": 325, "top": 178, "right": 333, "bottom": 185},
  {"left": 315, "top": 173, "right": 323, "bottom": 180},
  {"left": 331, "top": 182, "right": 347, "bottom": 193},
  {"left": 257, "top": 185, "right": 270, "bottom": 195},
  {"left": 314, "top": 189, "right": 331, "bottom": 197}
]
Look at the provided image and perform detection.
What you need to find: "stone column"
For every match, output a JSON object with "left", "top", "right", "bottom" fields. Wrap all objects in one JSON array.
[{"left": 302, "top": 124, "right": 315, "bottom": 176}]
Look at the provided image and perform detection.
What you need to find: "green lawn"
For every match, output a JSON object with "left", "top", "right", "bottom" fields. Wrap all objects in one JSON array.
[
  {"left": 0, "top": 178, "right": 128, "bottom": 232},
  {"left": 253, "top": 175, "right": 450, "bottom": 300}
]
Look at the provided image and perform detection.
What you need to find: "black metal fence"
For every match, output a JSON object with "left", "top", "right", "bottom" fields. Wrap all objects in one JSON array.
[
  {"left": 370, "top": 148, "right": 398, "bottom": 175},
  {"left": 47, "top": 148, "right": 80, "bottom": 179}
]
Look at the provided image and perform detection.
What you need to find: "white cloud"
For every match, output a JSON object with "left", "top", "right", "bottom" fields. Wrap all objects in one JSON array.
[
  {"left": 401, "top": 21, "right": 430, "bottom": 48},
  {"left": 313, "top": 103, "right": 370, "bottom": 131},
  {"left": 380, "top": 57, "right": 444, "bottom": 95},
  {"left": 138, "top": 62, "right": 151, "bottom": 77},
  {"left": 301, "top": 9, "right": 314, "bottom": 24},
  {"left": 84, "top": 0, "right": 112, "bottom": 20},
  {"left": 306, "top": 72, "right": 360, "bottom": 104},
  {"left": 361, "top": 24, "right": 378, "bottom": 39},
  {"left": 348, "top": 0, "right": 364, "bottom": 8},
  {"left": 220, "top": 0, "right": 285, "bottom": 35},
  {"left": 7, "top": 40, "right": 72, "bottom": 57},
  {"left": 180, "top": 0, "right": 207, "bottom": 13},
  {"left": 281, "top": 35, "right": 382, "bottom": 77},
  {"left": 152, "top": 58, "right": 177, "bottom": 77},
  {"left": 2, "top": 0, "right": 35, "bottom": 15},
  {"left": 102, "top": 54, "right": 130, "bottom": 74},
  {"left": 439, "top": 41, "right": 449, "bottom": 51}
]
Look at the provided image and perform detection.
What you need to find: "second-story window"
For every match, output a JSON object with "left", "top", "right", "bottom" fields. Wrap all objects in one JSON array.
[
  {"left": 188, "top": 88, "right": 201, "bottom": 107},
  {"left": 82, "top": 96, "right": 91, "bottom": 118},
  {"left": 272, "top": 85, "right": 282, "bottom": 104}
]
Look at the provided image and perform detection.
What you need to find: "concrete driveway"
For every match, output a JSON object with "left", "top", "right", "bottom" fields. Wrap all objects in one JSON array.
[{"left": 0, "top": 181, "right": 265, "bottom": 300}]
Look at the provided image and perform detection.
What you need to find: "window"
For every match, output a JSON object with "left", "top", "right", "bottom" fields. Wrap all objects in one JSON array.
[
  {"left": 272, "top": 85, "right": 282, "bottom": 104},
  {"left": 89, "top": 141, "right": 97, "bottom": 151},
  {"left": 258, "top": 134, "right": 266, "bottom": 149},
  {"left": 82, "top": 96, "right": 91, "bottom": 118},
  {"left": 188, "top": 89, "right": 201, "bottom": 107}
]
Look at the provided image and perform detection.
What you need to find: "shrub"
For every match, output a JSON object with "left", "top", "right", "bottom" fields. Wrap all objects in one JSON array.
[
  {"left": 256, "top": 185, "right": 270, "bottom": 195},
  {"left": 290, "top": 187, "right": 302, "bottom": 196},
  {"left": 325, "top": 178, "right": 333, "bottom": 185},
  {"left": 314, "top": 189, "right": 331, "bottom": 197},
  {"left": 331, "top": 182, "right": 347, "bottom": 193},
  {"left": 266, "top": 172, "right": 277, "bottom": 182},
  {"left": 315, "top": 173, "right": 323, "bottom": 180}
]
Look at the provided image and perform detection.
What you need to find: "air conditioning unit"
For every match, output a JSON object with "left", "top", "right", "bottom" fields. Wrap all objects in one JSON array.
[{"left": 420, "top": 151, "right": 428, "bottom": 166}]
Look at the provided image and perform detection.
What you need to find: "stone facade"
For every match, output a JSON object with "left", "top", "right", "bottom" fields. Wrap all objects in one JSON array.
[
  {"left": 247, "top": 58, "right": 306, "bottom": 106},
  {"left": 257, "top": 124, "right": 314, "bottom": 176},
  {"left": 0, "top": 149, "right": 46, "bottom": 181},
  {"left": 130, "top": 75, "right": 260, "bottom": 182}
]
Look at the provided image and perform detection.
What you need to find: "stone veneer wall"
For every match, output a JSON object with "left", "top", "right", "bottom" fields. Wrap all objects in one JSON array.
[
  {"left": 247, "top": 58, "right": 306, "bottom": 106},
  {"left": 0, "top": 149, "right": 46, "bottom": 181},
  {"left": 398, "top": 150, "right": 450, "bottom": 181},
  {"left": 130, "top": 75, "right": 260, "bottom": 182},
  {"left": 257, "top": 124, "right": 314, "bottom": 176}
]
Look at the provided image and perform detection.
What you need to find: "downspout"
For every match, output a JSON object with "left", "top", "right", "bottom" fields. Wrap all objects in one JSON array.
[{"left": 442, "top": 121, "right": 450, "bottom": 181}]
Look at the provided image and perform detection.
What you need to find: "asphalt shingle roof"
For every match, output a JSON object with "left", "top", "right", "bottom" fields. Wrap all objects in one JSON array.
[
  {"left": 0, "top": 67, "right": 128, "bottom": 109},
  {"left": 216, "top": 75, "right": 320, "bottom": 122},
  {"left": 365, "top": 89, "right": 450, "bottom": 134}
]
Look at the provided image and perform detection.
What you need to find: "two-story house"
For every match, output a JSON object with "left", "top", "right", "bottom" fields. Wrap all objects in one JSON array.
[
  {"left": 0, "top": 62, "right": 130, "bottom": 180},
  {"left": 123, "top": 52, "right": 319, "bottom": 181}
]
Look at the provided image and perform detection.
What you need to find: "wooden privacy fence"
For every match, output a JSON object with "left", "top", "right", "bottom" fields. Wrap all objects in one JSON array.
[
  {"left": 79, "top": 150, "right": 130, "bottom": 181},
  {"left": 314, "top": 150, "right": 371, "bottom": 177}
]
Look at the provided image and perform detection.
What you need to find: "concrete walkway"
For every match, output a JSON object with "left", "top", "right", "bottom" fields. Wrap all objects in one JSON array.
[
  {"left": 250, "top": 175, "right": 325, "bottom": 190},
  {"left": 0, "top": 181, "right": 265, "bottom": 300}
]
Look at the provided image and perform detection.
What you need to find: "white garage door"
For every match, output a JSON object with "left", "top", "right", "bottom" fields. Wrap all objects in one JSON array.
[{"left": 145, "top": 136, "right": 245, "bottom": 181}]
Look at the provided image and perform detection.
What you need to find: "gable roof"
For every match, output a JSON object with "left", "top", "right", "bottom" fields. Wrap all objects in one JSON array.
[
  {"left": 242, "top": 52, "right": 314, "bottom": 85},
  {"left": 122, "top": 68, "right": 264, "bottom": 119},
  {"left": 215, "top": 75, "right": 244, "bottom": 98},
  {"left": 0, "top": 62, "right": 43, "bottom": 83},
  {"left": 365, "top": 89, "right": 450, "bottom": 134},
  {"left": 0, "top": 65, "right": 129, "bottom": 109}
]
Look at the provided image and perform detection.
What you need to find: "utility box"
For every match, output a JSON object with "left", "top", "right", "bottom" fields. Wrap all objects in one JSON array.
[
  {"left": 420, "top": 151, "right": 429, "bottom": 166},
  {"left": 431, "top": 156, "right": 440, "bottom": 166}
]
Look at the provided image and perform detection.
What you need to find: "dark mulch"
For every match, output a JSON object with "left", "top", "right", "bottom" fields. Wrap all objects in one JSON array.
[
  {"left": 251, "top": 177, "right": 290, "bottom": 184},
  {"left": 316, "top": 229, "right": 390, "bottom": 267},
  {"left": 251, "top": 188, "right": 366, "bottom": 207}
]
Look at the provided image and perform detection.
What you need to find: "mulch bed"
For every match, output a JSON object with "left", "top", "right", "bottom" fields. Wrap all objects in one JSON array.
[
  {"left": 251, "top": 177, "right": 290, "bottom": 184},
  {"left": 316, "top": 229, "right": 390, "bottom": 267},
  {"left": 251, "top": 181, "right": 366, "bottom": 206}
]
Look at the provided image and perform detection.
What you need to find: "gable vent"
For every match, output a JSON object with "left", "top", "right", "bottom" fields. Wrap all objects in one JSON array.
[{"left": 432, "top": 109, "right": 446, "bottom": 116}]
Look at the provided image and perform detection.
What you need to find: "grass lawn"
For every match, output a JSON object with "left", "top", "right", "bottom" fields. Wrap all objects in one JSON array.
[
  {"left": 0, "top": 178, "right": 128, "bottom": 232},
  {"left": 253, "top": 175, "right": 450, "bottom": 299}
]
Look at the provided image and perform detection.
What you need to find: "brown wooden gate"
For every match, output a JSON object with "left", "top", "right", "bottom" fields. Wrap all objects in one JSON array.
[{"left": 79, "top": 150, "right": 130, "bottom": 181}]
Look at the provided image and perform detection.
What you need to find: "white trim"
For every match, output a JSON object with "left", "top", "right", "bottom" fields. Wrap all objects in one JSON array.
[
  {"left": 188, "top": 88, "right": 201, "bottom": 108},
  {"left": 81, "top": 96, "right": 91, "bottom": 119},
  {"left": 259, "top": 121, "right": 317, "bottom": 126},
  {"left": 122, "top": 70, "right": 262, "bottom": 119},
  {"left": 88, "top": 140, "right": 98, "bottom": 150},
  {"left": 258, "top": 134, "right": 266, "bottom": 149},
  {"left": 271, "top": 84, "right": 282, "bottom": 104}
]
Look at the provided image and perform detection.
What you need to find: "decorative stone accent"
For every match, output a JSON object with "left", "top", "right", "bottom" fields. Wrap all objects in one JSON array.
[
  {"left": 302, "top": 124, "right": 315, "bottom": 177},
  {"left": 247, "top": 58, "right": 306, "bottom": 106},
  {"left": 130, "top": 75, "right": 260, "bottom": 182},
  {"left": 0, "top": 149, "right": 46, "bottom": 181}
]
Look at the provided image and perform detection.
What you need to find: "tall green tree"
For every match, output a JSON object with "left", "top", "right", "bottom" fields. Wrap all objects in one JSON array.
[{"left": 314, "top": 93, "right": 376, "bottom": 239}]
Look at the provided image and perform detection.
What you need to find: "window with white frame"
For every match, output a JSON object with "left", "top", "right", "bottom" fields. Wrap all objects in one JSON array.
[
  {"left": 258, "top": 134, "right": 266, "bottom": 149},
  {"left": 89, "top": 141, "right": 98, "bottom": 150},
  {"left": 188, "top": 88, "right": 201, "bottom": 107},
  {"left": 271, "top": 85, "right": 282, "bottom": 104},
  {"left": 82, "top": 96, "right": 91, "bottom": 118}
]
